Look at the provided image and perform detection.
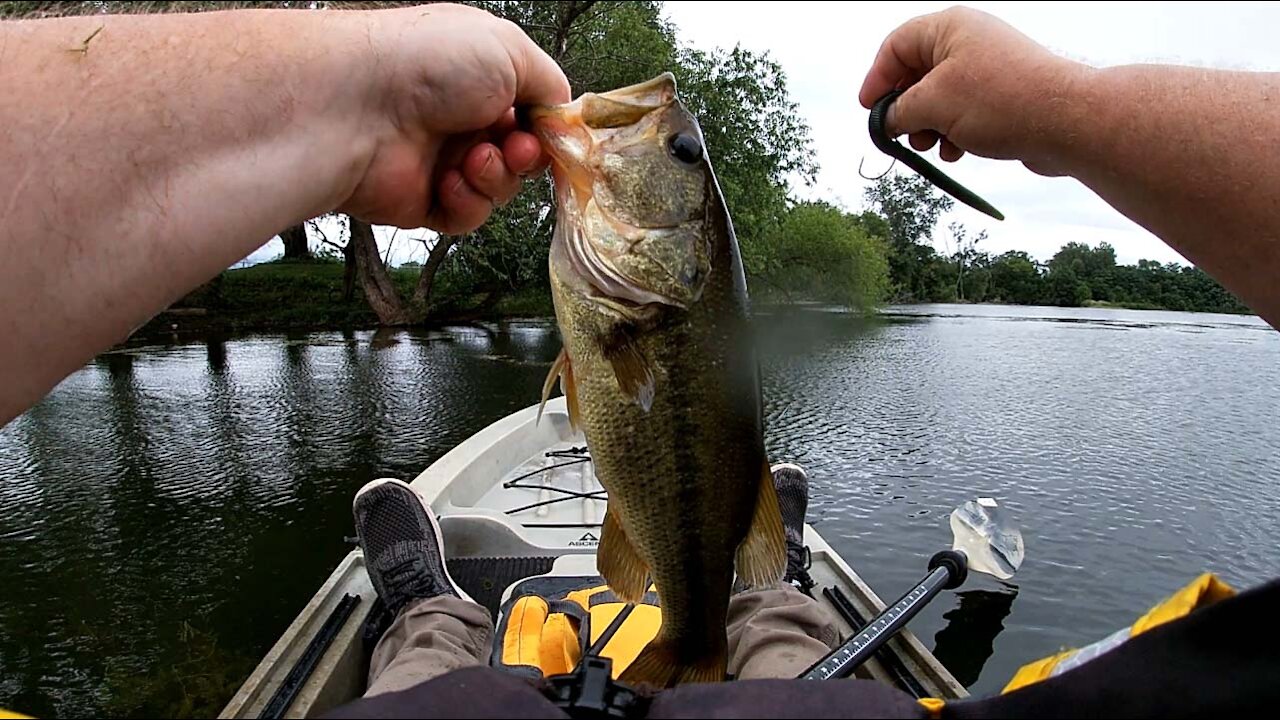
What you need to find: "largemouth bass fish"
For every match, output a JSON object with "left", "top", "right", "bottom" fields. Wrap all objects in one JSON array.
[{"left": 529, "top": 73, "right": 786, "bottom": 687}]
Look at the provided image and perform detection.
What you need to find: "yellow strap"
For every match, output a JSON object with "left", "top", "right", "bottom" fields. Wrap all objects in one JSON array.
[
  {"left": 564, "top": 585, "right": 612, "bottom": 612},
  {"left": 502, "top": 595, "right": 550, "bottom": 668},
  {"left": 539, "top": 612, "right": 582, "bottom": 676},
  {"left": 1131, "top": 572, "right": 1234, "bottom": 635},
  {"left": 587, "top": 603, "right": 663, "bottom": 677},
  {"left": 1002, "top": 573, "right": 1236, "bottom": 694},
  {"left": 917, "top": 697, "right": 945, "bottom": 718},
  {"left": 1001, "top": 649, "right": 1078, "bottom": 693},
  {"left": 1, "top": 710, "right": 34, "bottom": 719}
]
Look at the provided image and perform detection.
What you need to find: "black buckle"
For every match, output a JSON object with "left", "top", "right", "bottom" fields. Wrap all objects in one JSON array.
[
  {"left": 794, "top": 546, "right": 817, "bottom": 597},
  {"left": 543, "top": 655, "right": 650, "bottom": 719}
]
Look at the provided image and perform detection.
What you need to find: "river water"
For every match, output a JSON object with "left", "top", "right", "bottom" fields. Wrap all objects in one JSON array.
[{"left": 2, "top": 304, "right": 1277, "bottom": 716}]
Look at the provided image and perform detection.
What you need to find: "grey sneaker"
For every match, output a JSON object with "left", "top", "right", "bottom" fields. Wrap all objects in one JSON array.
[
  {"left": 353, "top": 478, "right": 472, "bottom": 616},
  {"left": 772, "top": 463, "right": 816, "bottom": 595}
]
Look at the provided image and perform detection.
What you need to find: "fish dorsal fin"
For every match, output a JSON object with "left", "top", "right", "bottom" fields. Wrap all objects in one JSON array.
[
  {"left": 538, "top": 348, "right": 581, "bottom": 431},
  {"left": 734, "top": 461, "right": 788, "bottom": 588},
  {"left": 606, "top": 341, "right": 655, "bottom": 412},
  {"left": 599, "top": 509, "right": 650, "bottom": 604}
]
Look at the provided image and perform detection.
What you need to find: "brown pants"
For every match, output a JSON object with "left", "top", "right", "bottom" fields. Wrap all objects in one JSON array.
[{"left": 366, "top": 583, "right": 842, "bottom": 697}]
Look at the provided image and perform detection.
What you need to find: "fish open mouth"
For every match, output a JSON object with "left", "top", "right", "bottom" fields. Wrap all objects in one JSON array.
[
  {"left": 554, "top": 182, "right": 684, "bottom": 311},
  {"left": 529, "top": 74, "right": 702, "bottom": 311},
  {"left": 527, "top": 73, "right": 679, "bottom": 214}
]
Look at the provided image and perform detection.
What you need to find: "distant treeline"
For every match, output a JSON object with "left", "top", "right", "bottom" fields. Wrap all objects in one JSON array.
[
  {"left": 944, "top": 243, "right": 1250, "bottom": 314},
  {"left": 837, "top": 174, "right": 1253, "bottom": 315}
]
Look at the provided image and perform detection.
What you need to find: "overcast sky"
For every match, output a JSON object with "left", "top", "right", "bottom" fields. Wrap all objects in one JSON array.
[{"left": 244, "top": 1, "right": 1280, "bottom": 268}]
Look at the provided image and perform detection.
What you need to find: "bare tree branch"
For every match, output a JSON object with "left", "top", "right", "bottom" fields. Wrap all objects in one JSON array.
[
  {"left": 411, "top": 233, "right": 463, "bottom": 308},
  {"left": 382, "top": 228, "right": 399, "bottom": 267},
  {"left": 551, "top": 0, "right": 599, "bottom": 62}
]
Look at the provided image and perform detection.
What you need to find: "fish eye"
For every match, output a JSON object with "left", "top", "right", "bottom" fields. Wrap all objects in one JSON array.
[{"left": 668, "top": 133, "right": 703, "bottom": 165}]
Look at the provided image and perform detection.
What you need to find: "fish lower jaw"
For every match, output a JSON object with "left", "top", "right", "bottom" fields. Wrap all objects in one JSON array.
[
  {"left": 586, "top": 291, "right": 666, "bottom": 324},
  {"left": 584, "top": 273, "right": 697, "bottom": 315}
]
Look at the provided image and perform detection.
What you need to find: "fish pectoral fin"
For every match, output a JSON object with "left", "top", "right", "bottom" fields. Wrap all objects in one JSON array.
[
  {"left": 619, "top": 637, "right": 727, "bottom": 688},
  {"left": 734, "top": 461, "right": 788, "bottom": 589},
  {"left": 605, "top": 341, "right": 655, "bottom": 412},
  {"left": 599, "top": 509, "right": 650, "bottom": 603},
  {"left": 538, "top": 348, "right": 581, "bottom": 431}
]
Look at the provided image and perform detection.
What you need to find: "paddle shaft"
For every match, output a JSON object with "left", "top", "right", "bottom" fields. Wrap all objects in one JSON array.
[{"left": 801, "top": 550, "right": 967, "bottom": 681}]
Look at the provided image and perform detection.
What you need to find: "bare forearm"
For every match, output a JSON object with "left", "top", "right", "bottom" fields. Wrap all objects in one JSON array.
[
  {"left": 0, "top": 10, "right": 373, "bottom": 423},
  {"left": 1047, "top": 66, "right": 1280, "bottom": 324}
]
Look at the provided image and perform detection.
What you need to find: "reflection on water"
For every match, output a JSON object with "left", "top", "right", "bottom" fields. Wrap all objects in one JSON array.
[
  {"left": 932, "top": 584, "right": 1019, "bottom": 688},
  {"left": 1, "top": 306, "right": 1278, "bottom": 716}
]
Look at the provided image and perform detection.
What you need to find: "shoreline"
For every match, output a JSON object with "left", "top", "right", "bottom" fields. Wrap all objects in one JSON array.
[{"left": 125, "top": 297, "right": 1260, "bottom": 348}]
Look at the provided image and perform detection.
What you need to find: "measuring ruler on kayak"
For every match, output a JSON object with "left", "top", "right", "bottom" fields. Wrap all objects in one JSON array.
[
  {"left": 801, "top": 551, "right": 966, "bottom": 681},
  {"left": 801, "top": 498, "right": 1026, "bottom": 682}
]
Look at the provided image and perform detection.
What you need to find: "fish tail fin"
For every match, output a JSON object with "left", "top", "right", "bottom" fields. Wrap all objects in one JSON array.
[
  {"left": 618, "top": 637, "right": 727, "bottom": 688},
  {"left": 734, "top": 461, "right": 788, "bottom": 588}
]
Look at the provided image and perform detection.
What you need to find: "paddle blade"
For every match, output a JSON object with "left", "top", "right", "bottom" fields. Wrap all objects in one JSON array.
[{"left": 950, "top": 498, "right": 1024, "bottom": 580}]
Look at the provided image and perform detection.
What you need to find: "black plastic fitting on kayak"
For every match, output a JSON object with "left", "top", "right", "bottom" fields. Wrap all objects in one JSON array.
[{"left": 928, "top": 549, "right": 969, "bottom": 590}]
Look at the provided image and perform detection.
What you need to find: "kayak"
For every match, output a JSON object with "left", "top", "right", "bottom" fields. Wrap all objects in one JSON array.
[{"left": 218, "top": 397, "right": 968, "bottom": 718}]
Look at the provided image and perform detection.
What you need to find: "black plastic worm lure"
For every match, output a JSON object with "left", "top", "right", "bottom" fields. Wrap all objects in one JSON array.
[{"left": 868, "top": 90, "right": 1005, "bottom": 221}]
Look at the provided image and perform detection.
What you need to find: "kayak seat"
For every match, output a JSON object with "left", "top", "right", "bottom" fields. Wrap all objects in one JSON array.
[
  {"left": 490, "top": 575, "right": 663, "bottom": 681},
  {"left": 446, "top": 555, "right": 558, "bottom": 618}
]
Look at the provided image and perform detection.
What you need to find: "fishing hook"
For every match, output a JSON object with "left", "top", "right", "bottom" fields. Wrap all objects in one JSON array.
[
  {"left": 858, "top": 156, "right": 897, "bottom": 181},
  {"left": 867, "top": 90, "right": 1005, "bottom": 221}
]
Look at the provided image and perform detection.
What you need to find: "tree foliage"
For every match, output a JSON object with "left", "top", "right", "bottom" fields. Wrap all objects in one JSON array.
[
  {"left": 756, "top": 201, "right": 888, "bottom": 310},
  {"left": 864, "top": 174, "right": 954, "bottom": 301},
  {"left": 858, "top": 171, "right": 1251, "bottom": 314}
]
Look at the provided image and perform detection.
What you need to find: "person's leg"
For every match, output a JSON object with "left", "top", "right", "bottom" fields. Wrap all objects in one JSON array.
[
  {"left": 352, "top": 478, "right": 495, "bottom": 697},
  {"left": 727, "top": 464, "right": 843, "bottom": 680}
]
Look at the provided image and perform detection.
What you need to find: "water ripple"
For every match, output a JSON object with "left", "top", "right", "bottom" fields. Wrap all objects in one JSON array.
[{"left": 1, "top": 308, "right": 1277, "bottom": 714}]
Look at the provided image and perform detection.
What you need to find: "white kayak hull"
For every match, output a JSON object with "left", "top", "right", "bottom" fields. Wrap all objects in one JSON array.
[{"left": 220, "top": 397, "right": 967, "bottom": 718}]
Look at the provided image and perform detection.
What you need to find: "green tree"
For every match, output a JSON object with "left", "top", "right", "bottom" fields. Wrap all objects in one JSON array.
[
  {"left": 1041, "top": 267, "right": 1090, "bottom": 307},
  {"left": 849, "top": 210, "right": 890, "bottom": 242},
  {"left": 1049, "top": 241, "right": 1116, "bottom": 301},
  {"left": 756, "top": 201, "right": 889, "bottom": 310},
  {"left": 863, "top": 174, "right": 955, "bottom": 301},
  {"left": 673, "top": 44, "right": 818, "bottom": 273},
  {"left": 945, "top": 222, "right": 987, "bottom": 302},
  {"left": 987, "top": 251, "right": 1043, "bottom": 305},
  {"left": 964, "top": 251, "right": 994, "bottom": 303}
]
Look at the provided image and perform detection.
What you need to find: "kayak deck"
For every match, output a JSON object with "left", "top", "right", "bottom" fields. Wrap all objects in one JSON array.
[{"left": 220, "top": 398, "right": 966, "bottom": 718}]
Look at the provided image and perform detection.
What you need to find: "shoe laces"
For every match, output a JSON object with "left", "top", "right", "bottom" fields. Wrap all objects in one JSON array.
[
  {"left": 384, "top": 557, "right": 441, "bottom": 605},
  {"left": 786, "top": 545, "right": 816, "bottom": 595}
]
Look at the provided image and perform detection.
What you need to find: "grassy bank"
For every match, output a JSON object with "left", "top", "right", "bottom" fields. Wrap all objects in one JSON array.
[
  {"left": 168, "top": 261, "right": 383, "bottom": 330},
  {"left": 1083, "top": 298, "right": 1170, "bottom": 312},
  {"left": 136, "top": 260, "right": 558, "bottom": 337},
  {"left": 135, "top": 260, "right": 1250, "bottom": 342}
]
